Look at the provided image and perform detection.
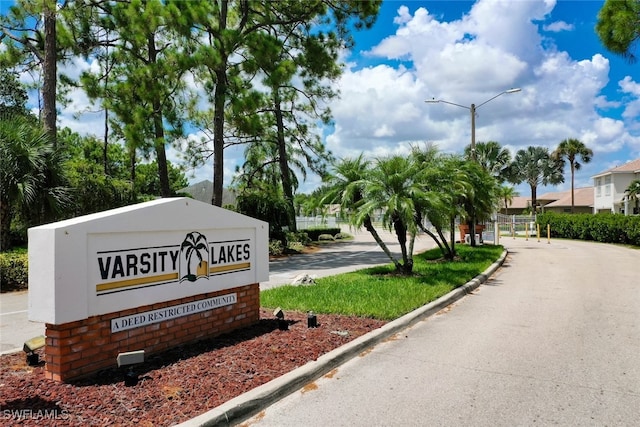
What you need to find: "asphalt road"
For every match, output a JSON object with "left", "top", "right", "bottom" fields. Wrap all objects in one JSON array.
[
  {"left": 245, "top": 238, "right": 640, "bottom": 426},
  {"left": 0, "top": 229, "right": 436, "bottom": 354}
]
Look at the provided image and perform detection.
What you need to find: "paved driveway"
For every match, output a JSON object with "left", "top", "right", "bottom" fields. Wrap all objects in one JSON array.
[
  {"left": 263, "top": 229, "right": 436, "bottom": 289},
  {"left": 246, "top": 238, "right": 640, "bottom": 426}
]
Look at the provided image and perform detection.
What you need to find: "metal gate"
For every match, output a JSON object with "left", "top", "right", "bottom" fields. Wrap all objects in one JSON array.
[{"left": 495, "top": 213, "right": 537, "bottom": 237}]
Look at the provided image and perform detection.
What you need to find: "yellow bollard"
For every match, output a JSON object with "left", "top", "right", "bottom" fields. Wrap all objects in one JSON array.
[
  {"left": 537, "top": 223, "right": 540, "bottom": 242},
  {"left": 547, "top": 224, "right": 551, "bottom": 244},
  {"left": 525, "top": 222, "right": 528, "bottom": 241}
]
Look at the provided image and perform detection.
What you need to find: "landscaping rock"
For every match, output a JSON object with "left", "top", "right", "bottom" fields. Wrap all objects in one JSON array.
[{"left": 291, "top": 273, "right": 317, "bottom": 285}]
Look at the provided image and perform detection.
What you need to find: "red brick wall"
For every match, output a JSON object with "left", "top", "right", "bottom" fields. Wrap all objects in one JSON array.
[{"left": 44, "top": 283, "right": 259, "bottom": 382}]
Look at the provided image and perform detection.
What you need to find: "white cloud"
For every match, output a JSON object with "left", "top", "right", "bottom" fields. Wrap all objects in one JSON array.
[
  {"left": 392, "top": 5, "right": 413, "bottom": 25},
  {"left": 543, "top": 21, "right": 574, "bottom": 32},
  {"left": 620, "top": 75, "right": 640, "bottom": 95},
  {"left": 619, "top": 76, "right": 640, "bottom": 130}
]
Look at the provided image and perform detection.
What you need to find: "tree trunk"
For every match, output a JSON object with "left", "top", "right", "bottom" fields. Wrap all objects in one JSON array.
[
  {"left": 274, "top": 94, "right": 297, "bottom": 231},
  {"left": 103, "top": 48, "right": 110, "bottom": 176},
  {"left": 436, "top": 227, "right": 454, "bottom": 260},
  {"left": 363, "top": 216, "right": 402, "bottom": 272},
  {"left": 468, "top": 217, "right": 477, "bottom": 247},
  {"left": 42, "top": 0, "right": 57, "bottom": 147},
  {"left": 104, "top": 107, "right": 109, "bottom": 175},
  {"left": 392, "top": 213, "right": 412, "bottom": 273},
  {"left": 129, "top": 144, "right": 136, "bottom": 198},
  {"left": 570, "top": 162, "right": 575, "bottom": 213},
  {"left": 211, "top": 1, "right": 229, "bottom": 207},
  {"left": 450, "top": 216, "right": 456, "bottom": 258},
  {"left": 148, "top": 35, "right": 171, "bottom": 198},
  {"left": 418, "top": 223, "right": 447, "bottom": 258},
  {"left": 212, "top": 67, "right": 226, "bottom": 206}
]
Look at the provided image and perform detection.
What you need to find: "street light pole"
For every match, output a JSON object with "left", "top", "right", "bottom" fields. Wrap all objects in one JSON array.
[
  {"left": 470, "top": 103, "right": 476, "bottom": 160},
  {"left": 425, "top": 88, "right": 521, "bottom": 246},
  {"left": 425, "top": 88, "right": 521, "bottom": 160}
]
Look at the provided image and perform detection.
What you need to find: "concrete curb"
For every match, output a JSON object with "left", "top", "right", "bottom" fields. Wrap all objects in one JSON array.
[{"left": 178, "top": 249, "right": 508, "bottom": 427}]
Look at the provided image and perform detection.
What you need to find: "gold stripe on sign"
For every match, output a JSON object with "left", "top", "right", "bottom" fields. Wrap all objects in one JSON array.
[
  {"left": 209, "top": 262, "right": 251, "bottom": 274},
  {"left": 96, "top": 273, "right": 179, "bottom": 292}
]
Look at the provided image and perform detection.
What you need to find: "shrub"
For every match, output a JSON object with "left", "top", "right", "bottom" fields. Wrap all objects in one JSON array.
[
  {"left": 287, "top": 241, "right": 304, "bottom": 252},
  {"left": 0, "top": 249, "right": 28, "bottom": 292},
  {"left": 268, "top": 240, "right": 284, "bottom": 256},
  {"left": 537, "top": 213, "right": 640, "bottom": 246},
  {"left": 286, "top": 231, "right": 311, "bottom": 246}
]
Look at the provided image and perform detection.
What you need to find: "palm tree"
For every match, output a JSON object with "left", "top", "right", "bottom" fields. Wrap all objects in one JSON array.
[
  {"left": 410, "top": 145, "right": 461, "bottom": 259},
  {"left": 464, "top": 141, "right": 512, "bottom": 182},
  {"left": 458, "top": 159, "right": 499, "bottom": 246},
  {"left": 552, "top": 138, "right": 593, "bottom": 213},
  {"left": 357, "top": 155, "right": 423, "bottom": 273},
  {"left": 321, "top": 154, "right": 419, "bottom": 274},
  {"left": 318, "top": 154, "right": 376, "bottom": 238},
  {"left": 319, "top": 154, "right": 370, "bottom": 213},
  {"left": 496, "top": 185, "right": 519, "bottom": 214},
  {"left": 625, "top": 179, "right": 640, "bottom": 215},
  {"left": 506, "top": 146, "right": 564, "bottom": 213},
  {"left": 0, "top": 116, "right": 69, "bottom": 251}
]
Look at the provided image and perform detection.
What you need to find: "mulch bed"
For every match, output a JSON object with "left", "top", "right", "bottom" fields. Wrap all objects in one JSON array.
[{"left": 0, "top": 308, "right": 386, "bottom": 426}]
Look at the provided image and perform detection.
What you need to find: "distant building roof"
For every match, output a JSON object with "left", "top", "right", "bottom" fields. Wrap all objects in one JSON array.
[
  {"left": 592, "top": 158, "right": 640, "bottom": 178},
  {"left": 178, "top": 180, "right": 237, "bottom": 206},
  {"left": 537, "top": 191, "right": 567, "bottom": 203},
  {"left": 504, "top": 196, "right": 530, "bottom": 210},
  {"left": 543, "top": 187, "right": 594, "bottom": 208}
]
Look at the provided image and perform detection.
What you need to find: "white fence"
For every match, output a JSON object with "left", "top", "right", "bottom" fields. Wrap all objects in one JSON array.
[{"left": 296, "top": 216, "right": 339, "bottom": 230}]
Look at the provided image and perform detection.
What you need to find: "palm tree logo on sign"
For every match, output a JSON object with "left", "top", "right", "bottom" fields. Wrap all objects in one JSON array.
[{"left": 179, "top": 232, "right": 210, "bottom": 283}]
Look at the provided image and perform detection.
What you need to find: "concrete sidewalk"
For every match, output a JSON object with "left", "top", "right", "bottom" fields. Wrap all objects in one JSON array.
[{"left": 185, "top": 237, "right": 640, "bottom": 426}]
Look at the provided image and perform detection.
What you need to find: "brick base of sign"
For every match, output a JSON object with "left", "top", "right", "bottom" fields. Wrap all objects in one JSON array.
[{"left": 43, "top": 284, "right": 259, "bottom": 382}]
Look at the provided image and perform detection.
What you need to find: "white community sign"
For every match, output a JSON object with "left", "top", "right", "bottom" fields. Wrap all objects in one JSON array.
[{"left": 28, "top": 198, "right": 269, "bottom": 327}]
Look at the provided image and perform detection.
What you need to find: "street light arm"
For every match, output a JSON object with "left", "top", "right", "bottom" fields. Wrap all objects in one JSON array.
[
  {"left": 425, "top": 98, "right": 470, "bottom": 110},
  {"left": 476, "top": 88, "right": 521, "bottom": 109}
]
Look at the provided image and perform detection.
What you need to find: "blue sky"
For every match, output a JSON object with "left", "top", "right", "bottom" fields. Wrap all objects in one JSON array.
[{"left": 4, "top": 0, "right": 639, "bottom": 200}]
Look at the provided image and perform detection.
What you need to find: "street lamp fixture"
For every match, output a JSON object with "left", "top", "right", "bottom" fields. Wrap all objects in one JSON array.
[{"left": 425, "top": 88, "right": 521, "bottom": 160}]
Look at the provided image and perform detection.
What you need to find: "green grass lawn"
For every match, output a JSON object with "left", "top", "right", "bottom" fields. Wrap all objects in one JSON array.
[{"left": 261, "top": 244, "right": 504, "bottom": 320}]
